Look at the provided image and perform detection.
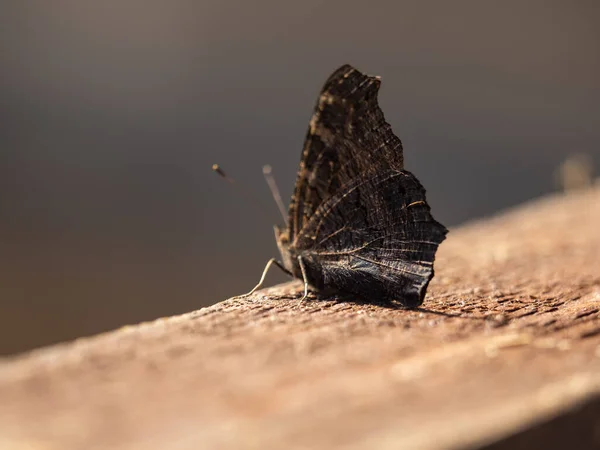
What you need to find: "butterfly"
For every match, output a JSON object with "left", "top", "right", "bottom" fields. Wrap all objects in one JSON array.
[{"left": 235, "top": 64, "right": 447, "bottom": 308}]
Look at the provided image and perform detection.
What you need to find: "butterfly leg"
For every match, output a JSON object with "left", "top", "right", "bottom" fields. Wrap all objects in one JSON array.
[
  {"left": 297, "top": 255, "right": 310, "bottom": 303},
  {"left": 233, "top": 258, "right": 291, "bottom": 299}
]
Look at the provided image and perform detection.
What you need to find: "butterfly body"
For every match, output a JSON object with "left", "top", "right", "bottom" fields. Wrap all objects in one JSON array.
[{"left": 273, "top": 64, "right": 447, "bottom": 308}]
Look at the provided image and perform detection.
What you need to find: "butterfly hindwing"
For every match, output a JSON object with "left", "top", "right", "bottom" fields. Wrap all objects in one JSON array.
[{"left": 294, "top": 169, "right": 446, "bottom": 306}]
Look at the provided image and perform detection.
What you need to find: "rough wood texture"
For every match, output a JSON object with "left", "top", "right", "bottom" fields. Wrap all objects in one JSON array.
[{"left": 1, "top": 184, "right": 599, "bottom": 450}]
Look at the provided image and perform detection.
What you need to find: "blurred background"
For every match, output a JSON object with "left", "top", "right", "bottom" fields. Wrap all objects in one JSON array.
[{"left": 1, "top": 0, "right": 598, "bottom": 355}]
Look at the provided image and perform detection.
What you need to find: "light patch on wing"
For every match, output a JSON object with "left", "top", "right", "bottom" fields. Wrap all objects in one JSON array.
[
  {"left": 340, "top": 67, "right": 356, "bottom": 81},
  {"left": 319, "top": 92, "right": 337, "bottom": 105},
  {"left": 345, "top": 104, "right": 354, "bottom": 135},
  {"left": 308, "top": 113, "right": 335, "bottom": 145}
]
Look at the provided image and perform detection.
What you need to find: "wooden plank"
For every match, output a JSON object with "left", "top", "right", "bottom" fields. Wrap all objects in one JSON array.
[{"left": 1, "top": 184, "right": 599, "bottom": 449}]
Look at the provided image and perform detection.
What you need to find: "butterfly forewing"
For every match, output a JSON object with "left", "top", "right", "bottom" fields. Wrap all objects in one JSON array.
[{"left": 289, "top": 65, "right": 404, "bottom": 240}]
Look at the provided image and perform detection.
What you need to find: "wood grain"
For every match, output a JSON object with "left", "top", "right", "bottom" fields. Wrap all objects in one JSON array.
[{"left": 1, "top": 183, "right": 599, "bottom": 449}]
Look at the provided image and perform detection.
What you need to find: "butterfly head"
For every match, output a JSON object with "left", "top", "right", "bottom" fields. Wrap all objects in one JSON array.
[{"left": 274, "top": 225, "right": 295, "bottom": 273}]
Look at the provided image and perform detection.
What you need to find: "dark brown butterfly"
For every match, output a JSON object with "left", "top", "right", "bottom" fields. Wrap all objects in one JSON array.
[{"left": 234, "top": 64, "right": 447, "bottom": 307}]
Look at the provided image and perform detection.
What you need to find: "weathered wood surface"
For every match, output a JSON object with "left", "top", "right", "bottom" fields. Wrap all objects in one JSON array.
[{"left": 1, "top": 184, "right": 599, "bottom": 450}]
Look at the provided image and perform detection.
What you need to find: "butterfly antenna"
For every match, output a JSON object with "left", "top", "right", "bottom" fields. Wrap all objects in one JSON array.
[
  {"left": 262, "top": 165, "right": 288, "bottom": 224},
  {"left": 212, "top": 164, "right": 274, "bottom": 221}
]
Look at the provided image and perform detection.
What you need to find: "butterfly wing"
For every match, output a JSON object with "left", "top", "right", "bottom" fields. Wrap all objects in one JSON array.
[
  {"left": 295, "top": 169, "right": 447, "bottom": 307},
  {"left": 288, "top": 65, "right": 404, "bottom": 240}
]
